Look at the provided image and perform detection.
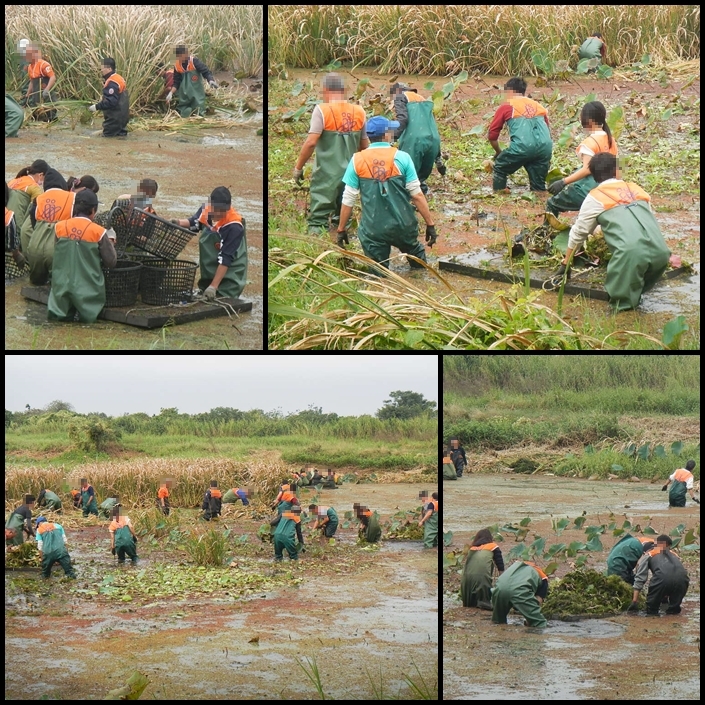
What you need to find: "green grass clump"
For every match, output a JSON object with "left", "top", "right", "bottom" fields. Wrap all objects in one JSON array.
[{"left": 542, "top": 569, "right": 645, "bottom": 618}]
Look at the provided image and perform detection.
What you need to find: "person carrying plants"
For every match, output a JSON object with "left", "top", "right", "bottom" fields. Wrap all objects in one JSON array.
[
  {"left": 23, "top": 44, "right": 57, "bottom": 121},
  {"left": 35, "top": 516, "right": 76, "bottom": 579},
  {"left": 337, "top": 115, "right": 437, "bottom": 269},
  {"left": 662, "top": 460, "right": 698, "bottom": 507},
  {"left": 157, "top": 479, "right": 171, "bottom": 516},
  {"left": 461, "top": 528, "right": 505, "bottom": 609},
  {"left": 293, "top": 72, "right": 368, "bottom": 235},
  {"left": 418, "top": 491, "right": 439, "bottom": 548},
  {"left": 546, "top": 101, "right": 618, "bottom": 216},
  {"left": 449, "top": 438, "right": 467, "bottom": 478},
  {"left": 309, "top": 503, "right": 339, "bottom": 540},
  {"left": 487, "top": 77, "right": 553, "bottom": 193},
  {"left": 79, "top": 478, "right": 99, "bottom": 517},
  {"left": 271, "top": 504, "right": 305, "bottom": 561},
  {"left": 389, "top": 82, "right": 445, "bottom": 196},
  {"left": 36, "top": 488, "right": 63, "bottom": 512},
  {"left": 98, "top": 496, "right": 120, "bottom": 519},
  {"left": 551, "top": 153, "right": 671, "bottom": 310},
  {"left": 109, "top": 506, "right": 138, "bottom": 565},
  {"left": 578, "top": 33, "right": 606, "bottom": 65},
  {"left": 172, "top": 186, "right": 247, "bottom": 301},
  {"left": 354, "top": 503, "right": 382, "bottom": 543},
  {"left": 492, "top": 560, "right": 549, "bottom": 628},
  {"left": 47, "top": 189, "right": 117, "bottom": 324},
  {"left": 201, "top": 480, "right": 223, "bottom": 521},
  {"left": 223, "top": 487, "right": 250, "bottom": 506},
  {"left": 165, "top": 45, "right": 218, "bottom": 118},
  {"left": 629, "top": 534, "right": 689, "bottom": 615},
  {"left": 88, "top": 57, "right": 130, "bottom": 138},
  {"left": 606, "top": 534, "right": 655, "bottom": 584},
  {"left": 5, "top": 495, "right": 36, "bottom": 548}
]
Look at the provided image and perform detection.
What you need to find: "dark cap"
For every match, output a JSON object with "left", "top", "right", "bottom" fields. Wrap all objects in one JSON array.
[
  {"left": 75, "top": 189, "right": 98, "bottom": 210},
  {"left": 210, "top": 186, "right": 231, "bottom": 210}
]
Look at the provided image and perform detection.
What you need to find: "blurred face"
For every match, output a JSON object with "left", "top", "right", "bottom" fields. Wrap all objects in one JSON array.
[
  {"left": 210, "top": 205, "right": 228, "bottom": 221},
  {"left": 176, "top": 52, "right": 188, "bottom": 63},
  {"left": 451, "top": 440, "right": 458, "bottom": 448},
  {"left": 101, "top": 65, "right": 112, "bottom": 77}
]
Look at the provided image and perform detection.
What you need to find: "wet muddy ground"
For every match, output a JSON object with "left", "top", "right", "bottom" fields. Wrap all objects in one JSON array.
[
  {"left": 444, "top": 474, "right": 700, "bottom": 700},
  {"left": 5, "top": 94, "right": 263, "bottom": 349},
  {"left": 5, "top": 482, "right": 438, "bottom": 699}
]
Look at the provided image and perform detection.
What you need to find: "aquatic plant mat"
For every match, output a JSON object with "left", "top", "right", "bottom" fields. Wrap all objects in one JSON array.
[
  {"left": 439, "top": 254, "right": 689, "bottom": 302},
  {"left": 21, "top": 285, "right": 252, "bottom": 329},
  {"left": 542, "top": 568, "right": 645, "bottom": 620}
]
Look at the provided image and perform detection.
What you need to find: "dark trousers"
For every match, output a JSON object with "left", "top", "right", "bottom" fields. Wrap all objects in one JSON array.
[
  {"left": 646, "top": 576, "right": 689, "bottom": 614},
  {"left": 42, "top": 552, "right": 76, "bottom": 578}
]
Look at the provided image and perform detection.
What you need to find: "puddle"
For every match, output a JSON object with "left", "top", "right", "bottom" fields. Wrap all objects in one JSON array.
[
  {"left": 638, "top": 263, "right": 700, "bottom": 314},
  {"left": 544, "top": 619, "right": 626, "bottom": 638},
  {"left": 201, "top": 136, "right": 249, "bottom": 148}
]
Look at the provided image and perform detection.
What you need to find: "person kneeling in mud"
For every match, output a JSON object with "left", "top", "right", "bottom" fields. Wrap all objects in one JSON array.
[
  {"left": 462, "top": 528, "right": 505, "bottom": 609},
  {"left": 201, "top": 480, "right": 223, "bottom": 521},
  {"left": 98, "top": 495, "right": 120, "bottom": 519},
  {"left": 492, "top": 560, "right": 548, "bottom": 628},
  {"left": 271, "top": 505, "right": 304, "bottom": 562},
  {"left": 35, "top": 516, "right": 76, "bottom": 579},
  {"left": 309, "top": 503, "right": 339, "bottom": 542},
  {"left": 629, "top": 535, "right": 689, "bottom": 615},
  {"left": 109, "top": 506, "right": 138, "bottom": 565}
]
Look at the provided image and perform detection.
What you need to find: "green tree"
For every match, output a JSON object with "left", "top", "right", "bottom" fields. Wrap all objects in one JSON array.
[
  {"left": 45, "top": 399, "right": 75, "bottom": 413},
  {"left": 377, "top": 391, "right": 437, "bottom": 420},
  {"left": 68, "top": 417, "right": 120, "bottom": 452}
]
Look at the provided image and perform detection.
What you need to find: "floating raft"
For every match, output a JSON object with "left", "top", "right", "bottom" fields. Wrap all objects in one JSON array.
[
  {"left": 438, "top": 254, "right": 689, "bottom": 302},
  {"left": 21, "top": 285, "right": 252, "bottom": 329}
]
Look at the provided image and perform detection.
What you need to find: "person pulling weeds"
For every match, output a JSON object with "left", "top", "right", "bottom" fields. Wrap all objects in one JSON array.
[
  {"left": 89, "top": 57, "right": 129, "bottom": 138},
  {"left": 606, "top": 534, "right": 655, "bottom": 584},
  {"left": 492, "top": 560, "right": 549, "bottom": 628},
  {"left": 99, "top": 496, "right": 120, "bottom": 519},
  {"left": 5, "top": 494, "right": 36, "bottom": 547},
  {"left": 461, "top": 528, "right": 505, "bottom": 609},
  {"left": 35, "top": 516, "right": 76, "bottom": 579},
  {"left": 223, "top": 487, "right": 250, "bottom": 506},
  {"left": 578, "top": 32, "right": 606, "bottom": 66},
  {"left": 662, "top": 460, "right": 699, "bottom": 506},
  {"left": 419, "top": 491, "right": 439, "bottom": 548},
  {"left": 354, "top": 503, "right": 382, "bottom": 543},
  {"left": 79, "top": 477, "right": 99, "bottom": 517},
  {"left": 157, "top": 479, "right": 171, "bottom": 516},
  {"left": 449, "top": 438, "right": 467, "bottom": 478},
  {"left": 166, "top": 45, "right": 218, "bottom": 117},
  {"left": 309, "top": 504, "right": 339, "bottom": 541},
  {"left": 272, "top": 483, "right": 299, "bottom": 515},
  {"left": 109, "top": 506, "right": 138, "bottom": 565},
  {"left": 37, "top": 488, "right": 63, "bottom": 512},
  {"left": 201, "top": 480, "right": 223, "bottom": 521},
  {"left": 271, "top": 505, "right": 304, "bottom": 561},
  {"left": 629, "top": 535, "right": 689, "bottom": 615},
  {"left": 23, "top": 44, "right": 57, "bottom": 121}
]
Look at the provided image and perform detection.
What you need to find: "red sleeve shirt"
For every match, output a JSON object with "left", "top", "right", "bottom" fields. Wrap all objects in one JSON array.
[{"left": 487, "top": 102, "right": 550, "bottom": 141}]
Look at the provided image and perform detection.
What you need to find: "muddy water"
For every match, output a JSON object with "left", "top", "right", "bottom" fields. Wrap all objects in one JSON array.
[
  {"left": 444, "top": 474, "right": 700, "bottom": 700},
  {"left": 6, "top": 120, "right": 263, "bottom": 349}
]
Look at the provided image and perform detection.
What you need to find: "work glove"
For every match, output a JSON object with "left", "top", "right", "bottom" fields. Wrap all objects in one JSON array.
[
  {"left": 425, "top": 225, "right": 437, "bottom": 247},
  {"left": 693, "top": 498, "right": 700, "bottom": 504},
  {"left": 133, "top": 535, "right": 138, "bottom": 542},
  {"left": 165, "top": 92, "right": 173, "bottom": 103},
  {"left": 204, "top": 286, "right": 217, "bottom": 301},
  {"left": 554, "top": 263, "right": 571, "bottom": 280},
  {"left": 547, "top": 178, "right": 566, "bottom": 196},
  {"left": 209, "top": 81, "right": 218, "bottom": 90},
  {"left": 105, "top": 227, "right": 117, "bottom": 243},
  {"left": 627, "top": 601, "right": 640, "bottom": 612},
  {"left": 19, "top": 96, "right": 28, "bottom": 107},
  {"left": 292, "top": 167, "right": 304, "bottom": 186},
  {"left": 336, "top": 230, "right": 349, "bottom": 247},
  {"left": 435, "top": 157, "right": 447, "bottom": 177},
  {"left": 661, "top": 484, "right": 668, "bottom": 491},
  {"left": 42, "top": 90, "right": 50, "bottom": 100},
  {"left": 111, "top": 547, "right": 116, "bottom": 556},
  {"left": 88, "top": 104, "right": 97, "bottom": 113}
]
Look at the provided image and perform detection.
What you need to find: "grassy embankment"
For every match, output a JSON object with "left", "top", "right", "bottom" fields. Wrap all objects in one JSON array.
[{"left": 444, "top": 355, "right": 700, "bottom": 479}]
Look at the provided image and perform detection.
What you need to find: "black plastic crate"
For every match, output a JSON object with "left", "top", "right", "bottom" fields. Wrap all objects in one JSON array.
[
  {"left": 94, "top": 207, "right": 131, "bottom": 254},
  {"left": 140, "top": 259, "right": 197, "bottom": 305},
  {"left": 102, "top": 259, "right": 142, "bottom": 307},
  {"left": 127, "top": 208, "right": 194, "bottom": 260}
]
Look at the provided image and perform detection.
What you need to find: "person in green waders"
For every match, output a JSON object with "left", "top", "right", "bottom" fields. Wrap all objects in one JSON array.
[
  {"left": 418, "top": 492, "right": 438, "bottom": 548},
  {"left": 309, "top": 503, "right": 339, "bottom": 541},
  {"left": 271, "top": 504, "right": 305, "bottom": 561},
  {"left": 5, "top": 182, "right": 25, "bottom": 269},
  {"left": 165, "top": 45, "right": 218, "bottom": 118},
  {"left": 172, "top": 186, "right": 247, "bottom": 301},
  {"left": 551, "top": 153, "right": 671, "bottom": 311},
  {"left": 293, "top": 73, "right": 368, "bottom": 235},
  {"left": 98, "top": 496, "right": 120, "bottom": 519},
  {"left": 662, "top": 460, "right": 698, "bottom": 507},
  {"left": 37, "top": 488, "right": 63, "bottom": 512},
  {"left": 109, "top": 506, "right": 138, "bottom": 565},
  {"left": 578, "top": 33, "right": 606, "bottom": 66},
  {"left": 336, "top": 115, "right": 438, "bottom": 269},
  {"left": 442, "top": 450, "right": 457, "bottom": 481},
  {"left": 5, "top": 495, "right": 36, "bottom": 548},
  {"left": 271, "top": 484, "right": 299, "bottom": 515},
  {"left": 488, "top": 77, "right": 553, "bottom": 193},
  {"left": 461, "top": 528, "right": 505, "bottom": 609},
  {"left": 79, "top": 478, "right": 99, "bottom": 518},
  {"left": 355, "top": 503, "right": 382, "bottom": 543},
  {"left": 390, "top": 82, "right": 445, "bottom": 196},
  {"left": 223, "top": 487, "right": 250, "bottom": 506},
  {"left": 35, "top": 516, "right": 76, "bottom": 578},
  {"left": 88, "top": 57, "right": 129, "bottom": 138},
  {"left": 47, "top": 190, "right": 117, "bottom": 323},
  {"left": 606, "top": 534, "right": 655, "bottom": 584},
  {"left": 492, "top": 560, "right": 549, "bottom": 628},
  {"left": 5, "top": 94, "right": 25, "bottom": 137}
]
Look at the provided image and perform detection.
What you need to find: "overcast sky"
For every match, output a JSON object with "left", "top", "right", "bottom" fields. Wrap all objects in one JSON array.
[{"left": 5, "top": 356, "right": 437, "bottom": 417}]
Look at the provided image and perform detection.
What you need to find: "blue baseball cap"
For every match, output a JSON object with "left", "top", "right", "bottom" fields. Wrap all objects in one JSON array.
[
  {"left": 366, "top": 116, "right": 400, "bottom": 136},
  {"left": 36, "top": 516, "right": 47, "bottom": 529}
]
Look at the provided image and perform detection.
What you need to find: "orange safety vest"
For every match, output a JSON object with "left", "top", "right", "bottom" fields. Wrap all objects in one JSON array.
[
  {"left": 507, "top": 96, "right": 548, "bottom": 120},
  {"left": 70, "top": 489, "right": 80, "bottom": 497},
  {"left": 319, "top": 101, "right": 366, "bottom": 133},
  {"left": 55, "top": 217, "right": 106, "bottom": 243},
  {"left": 361, "top": 509, "right": 372, "bottom": 518},
  {"left": 35, "top": 189, "right": 75, "bottom": 223},
  {"left": 8, "top": 175, "right": 38, "bottom": 192},
  {"left": 672, "top": 468, "right": 694, "bottom": 484},
  {"left": 638, "top": 536, "right": 655, "bottom": 545},
  {"left": 104, "top": 73, "right": 126, "bottom": 94},
  {"left": 208, "top": 488, "right": 222, "bottom": 499},
  {"left": 524, "top": 561, "right": 548, "bottom": 580},
  {"left": 109, "top": 518, "right": 128, "bottom": 531},
  {"left": 442, "top": 456, "right": 452, "bottom": 464},
  {"left": 281, "top": 511, "right": 301, "bottom": 524},
  {"left": 280, "top": 491, "right": 296, "bottom": 504},
  {"left": 353, "top": 146, "right": 401, "bottom": 181},
  {"left": 38, "top": 522, "right": 57, "bottom": 535},
  {"left": 174, "top": 56, "right": 197, "bottom": 74},
  {"left": 403, "top": 91, "right": 426, "bottom": 103},
  {"left": 646, "top": 546, "right": 664, "bottom": 558},
  {"left": 577, "top": 132, "right": 618, "bottom": 158},
  {"left": 28, "top": 59, "right": 54, "bottom": 79},
  {"left": 470, "top": 542, "right": 498, "bottom": 552},
  {"left": 589, "top": 180, "right": 651, "bottom": 211},
  {"left": 5, "top": 207, "right": 14, "bottom": 227},
  {"left": 198, "top": 205, "right": 242, "bottom": 235},
  {"left": 158, "top": 486, "right": 169, "bottom": 498},
  {"left": 428, "top": 498, "right": 438, "bottom": 513}
]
